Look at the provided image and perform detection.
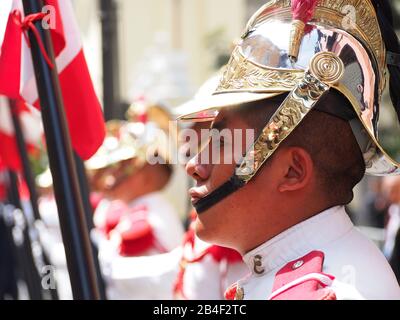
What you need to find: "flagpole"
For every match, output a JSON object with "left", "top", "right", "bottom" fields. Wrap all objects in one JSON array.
[
  {"left": 73, "top": 153, "right": 108, "bottom": 300},
  {"left": 99, "top": 0, "right": 121, "bottom": 121},
  {"left": 0, "top": 203, "right": 19, "bottom": 299},
  {"left": 6, "top": 170, "right": 43, "bottom": 300},
  {"left": 21, "top": 0, "right": 100, "bottom": 299}
]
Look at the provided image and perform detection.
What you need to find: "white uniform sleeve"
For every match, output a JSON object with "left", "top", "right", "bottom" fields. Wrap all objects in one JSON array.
[{"left": 100, "top": 247, "right": 182, "bottom": 300}]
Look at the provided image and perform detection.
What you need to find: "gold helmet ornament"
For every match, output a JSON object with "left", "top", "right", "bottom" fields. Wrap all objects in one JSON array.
[
  {"left": 85, "top": 120, "right": 142, "bottom": 171},
  {"left": 126, "top": 97, "right": 172, "bottom": 134},
  {"left": 86, "top": 117, "right": 170, "bottom": 170},
  {"left": 86, "top": 118, "right": 171, "bottom": 192},
  {"left": 178, "top": 0, "right": 400, "bottom": 213}
]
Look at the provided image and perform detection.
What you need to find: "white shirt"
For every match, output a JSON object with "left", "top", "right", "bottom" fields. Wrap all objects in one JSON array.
[
  {"left": 101, "top": 247, "right": 182, "bottom": 300},
  {"left": 236, "top": 206, "right": 400, "bottom": 300}
]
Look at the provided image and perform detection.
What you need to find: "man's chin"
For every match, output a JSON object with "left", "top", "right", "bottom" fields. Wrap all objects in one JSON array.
[
  {"left": 194, "top": 213, "right": 229, "bottom": 247},
  {"left": 194, "top": 213, "right": 217, "bottom": 243}
]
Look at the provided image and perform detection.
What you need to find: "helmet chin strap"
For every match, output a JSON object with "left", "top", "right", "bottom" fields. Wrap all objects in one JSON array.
[
  {"left": 193, "top": 56, "right": 340, "bottom": 214},
  {"left": 193, "top": 174, "right": 245, "bottom": 213}
]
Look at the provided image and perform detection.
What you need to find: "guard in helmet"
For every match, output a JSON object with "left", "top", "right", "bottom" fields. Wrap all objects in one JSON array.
[
  {"left": 88, "top": 112, "right": 184, "bottom": 260},
  {"left": 178, "top": 0, "right": 400, "bottom": 299}
]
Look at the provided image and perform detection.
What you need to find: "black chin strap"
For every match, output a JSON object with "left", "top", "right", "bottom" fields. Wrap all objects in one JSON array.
[{"left": 193, "top": 174, "right": 246, "bottom": 214}]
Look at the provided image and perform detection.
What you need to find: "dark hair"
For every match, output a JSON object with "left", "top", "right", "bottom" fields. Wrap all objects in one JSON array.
[{"left": 235, "top": 92, "right": 366, "bottom": 205}]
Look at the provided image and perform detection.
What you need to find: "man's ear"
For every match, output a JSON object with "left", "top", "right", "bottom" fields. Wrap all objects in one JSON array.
[{"left": 277, "top": 147, "right": 314, "bottom": 193}]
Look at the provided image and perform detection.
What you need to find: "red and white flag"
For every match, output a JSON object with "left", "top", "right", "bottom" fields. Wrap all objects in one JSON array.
[{"left": 0, "top": 0, "right": 105, "bottom": 160}]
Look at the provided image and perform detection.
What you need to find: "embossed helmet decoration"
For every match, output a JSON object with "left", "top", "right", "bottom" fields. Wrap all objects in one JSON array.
[{"left": 178, "top": 0, "right": 400, "bottom": 213}]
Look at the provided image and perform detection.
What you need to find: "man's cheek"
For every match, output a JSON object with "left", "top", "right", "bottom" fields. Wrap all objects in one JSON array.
[{"left": 210, "top": 164, "right": 236, "bottom": 186}]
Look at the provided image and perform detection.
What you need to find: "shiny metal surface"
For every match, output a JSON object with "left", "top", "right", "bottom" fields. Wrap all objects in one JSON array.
[
  {"left": 217, "top": 18, "right": 400, "bottom": 175},
  {"left": 178, "top": 0, "right": 399, "bottom": 175},
  {"left": 238, "top": 19, "right": 379, "bottom": 138}
]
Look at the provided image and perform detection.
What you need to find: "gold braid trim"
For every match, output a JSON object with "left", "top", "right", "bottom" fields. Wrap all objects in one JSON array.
[{"left": 216, "top": 47, "right": 304, "bottom": 93}]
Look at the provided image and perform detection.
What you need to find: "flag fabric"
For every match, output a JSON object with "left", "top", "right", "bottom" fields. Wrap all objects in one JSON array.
[
  {"left": 0, "top": 0, "right": 105, "bottom": 160},
  {"left": 0, "top": 97, "right": 43, "bottom": 171}
]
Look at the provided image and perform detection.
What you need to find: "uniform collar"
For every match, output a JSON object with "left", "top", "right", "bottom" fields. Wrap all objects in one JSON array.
[{"left": 242, "top": 206, "right": 353, "bottom": 277}]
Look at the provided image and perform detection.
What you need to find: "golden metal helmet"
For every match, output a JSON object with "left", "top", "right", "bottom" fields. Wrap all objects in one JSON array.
[
  {"left": 126, "top": 99, "right": 172, "bottom": 133},
  {"left": 85, "top": 120, "right": 140, "bottom": 170},
  {"left": 85, "top": 118, "right": 171, "bottom": 171},
  {"left": 178, "top": 0, "right": 400, "bottom": 178}
]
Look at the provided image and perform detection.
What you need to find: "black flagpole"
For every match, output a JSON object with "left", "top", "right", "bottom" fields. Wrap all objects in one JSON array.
[
  {"left": 0, "top": 203, "right": 19, "bottom": 299},
  {"left": 100, "top": 0, "right": 121, "bottom": 121},
  {"left": 74, "top": 153, "right": 107, "bottom": 299},
  {"left": 21, "top": 0, "right": 100, "bottom": 299},
  {"left": 6, "top": 171, "right": 43, "bottom": 299}
]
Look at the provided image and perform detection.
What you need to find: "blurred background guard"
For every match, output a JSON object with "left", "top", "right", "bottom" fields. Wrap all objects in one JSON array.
[{"left": 87, "top": 105, "right": 184, "bottom": 259}]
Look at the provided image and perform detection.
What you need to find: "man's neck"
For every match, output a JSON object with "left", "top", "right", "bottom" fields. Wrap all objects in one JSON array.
[{"left": 242, "top": 202, "right": 336, "bottom": 254}]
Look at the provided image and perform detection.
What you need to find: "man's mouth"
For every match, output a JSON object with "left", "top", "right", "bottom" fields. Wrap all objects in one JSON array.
[{"left": 189, "top": 185, "right": 210, "bottom": 205}]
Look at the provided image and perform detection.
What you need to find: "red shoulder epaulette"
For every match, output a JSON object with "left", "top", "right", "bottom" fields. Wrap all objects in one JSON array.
[
  {"left": 112, "top": 205, "right": 167, "bottom": 256},
  {"left": 94, "top": 200, "right": 127, "bottom": 235},
  {"left": 269, "top": 250, "right": 336, "bottom": 300}
]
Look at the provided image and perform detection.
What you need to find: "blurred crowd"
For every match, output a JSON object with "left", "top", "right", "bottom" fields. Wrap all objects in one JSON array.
[{"left": 354, "top": 176, "right": 400, "bottom": 282}]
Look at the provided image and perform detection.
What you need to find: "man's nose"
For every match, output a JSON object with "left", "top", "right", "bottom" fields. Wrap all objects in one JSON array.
[{"left": 185, "top": 153, "right": 211, "bottom": 182}]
